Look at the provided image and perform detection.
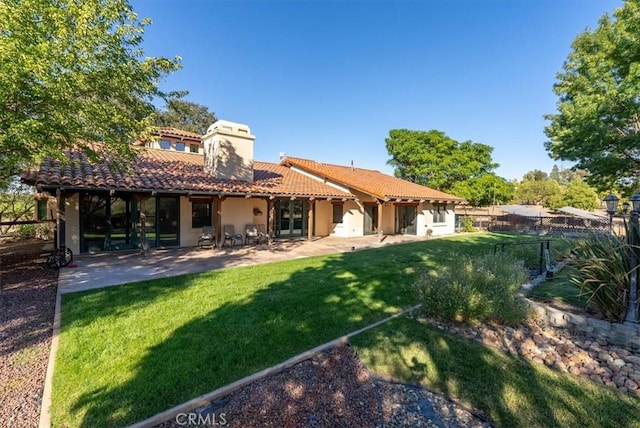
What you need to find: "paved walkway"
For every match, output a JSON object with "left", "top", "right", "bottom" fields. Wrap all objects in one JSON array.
[{"left": 59, "top": 234, "right": 430, "bottom": 294}]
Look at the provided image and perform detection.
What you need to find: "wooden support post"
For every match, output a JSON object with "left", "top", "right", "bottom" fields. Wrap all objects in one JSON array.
[
  {"left": 215, "top": 197, "right": 223, "bottom": 248},
  {"left": 307, "top": 200, "right": 314, "bottom": 241},
  {"left": 268, "top": 200, "right": 276, "bottom": 244},
  {"left": 377, "top": 200, "right": 384, "bottom": 242},
  {"left": 56, "top": 189, "right": 66, "bottom": 248}
]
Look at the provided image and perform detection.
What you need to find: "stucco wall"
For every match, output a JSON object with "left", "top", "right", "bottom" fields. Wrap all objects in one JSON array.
[
  {"left": 180, "top": 196, "right": 205, "bottom": 247},
  {"left": 380, "top": 203, "right": 394, "bottom": 235},
  {"left": 422, "top": 202, "right": 456, "bottom": 236},
  {"left": 313, "top": 200, "right": 332, "bottom": 236},
  {"left": 181, "top": 197, "right": 269, "bottom": 246},
  {"left": 220, "top": 197, "right": 260, "bottom": 242},
  {"left": 330, "top": 200, "right": 363, "bottom": 238},
  {"left": 64, "top": 192, "right": 80, "bottom": 255}
]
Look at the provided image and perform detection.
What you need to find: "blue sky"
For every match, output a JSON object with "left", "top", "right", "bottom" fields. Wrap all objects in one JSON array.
[{"left": 132, "top": 0, "right": 622, "bottom": 181}]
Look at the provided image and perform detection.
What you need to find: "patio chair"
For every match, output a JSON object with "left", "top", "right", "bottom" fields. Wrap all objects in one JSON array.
[
  {"left": 257, "top": 224, "right": 269, "bottom": 244},
  {"left": 245, "top": 223, "right": 260, "bottom": 245},
  {"left": 222, "top": 224, "right": 243, "bottom": 247},
  {"left": 198, "top": 226, "right": 215, "bottom": 248}
]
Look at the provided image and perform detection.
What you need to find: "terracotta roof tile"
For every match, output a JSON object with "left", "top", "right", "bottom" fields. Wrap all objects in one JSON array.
[
  {"left": 282, "top": 157, "right": 464, "bottom": 202},
  {"left": 22, "top": 148, "right": 353, "bottom": 199},
  {"left": 157, "top": 127, "right": 202, "bottom": 140}
]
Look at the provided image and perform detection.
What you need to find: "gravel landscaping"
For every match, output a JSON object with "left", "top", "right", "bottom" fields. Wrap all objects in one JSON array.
[
  {"left": 156, "top": 343, "right": 492, "bottom": 428},
  {"left": 1, "top": 241, "right": 58, "bottom": 428}
]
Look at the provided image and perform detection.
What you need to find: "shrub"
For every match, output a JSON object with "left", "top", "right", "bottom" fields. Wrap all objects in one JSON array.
[
  {"left": 461, "top": 216, "right": 475, "bottom": 232},
  {"left": 16, "top": 224, "right": 36, "bottom": 240},
  {"left": 36, "top": 224, "right": 51, "bottom": 240},
  {"left": 566, "top": 233, "right": 630, "bottom": 322},
  {"left": 415, "top": 253, "right": 531, "bottom": 326}
]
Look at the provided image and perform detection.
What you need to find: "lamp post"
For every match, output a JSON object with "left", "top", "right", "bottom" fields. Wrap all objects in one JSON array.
[
  {"left": 626, "top": 194, "right": 640, "bottom": 323},
  {"left": 604, "top": 193, "right": 619, "bottom": 231}
]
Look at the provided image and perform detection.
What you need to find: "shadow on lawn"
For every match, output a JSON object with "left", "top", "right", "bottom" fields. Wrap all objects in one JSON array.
[
  {"left": 352, "top": 317, "right": 640, "bottom": 428},
  {"left": 64, "top": 246, "right": 420, "bottom": 427},
  {"left": 60, "top": 233, "right": 552, "bottom": 427}
]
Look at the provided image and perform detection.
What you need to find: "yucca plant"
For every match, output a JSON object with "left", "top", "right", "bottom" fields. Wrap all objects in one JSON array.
[{"left": 566, "top": 233, "right": 633, "bottom": 322}]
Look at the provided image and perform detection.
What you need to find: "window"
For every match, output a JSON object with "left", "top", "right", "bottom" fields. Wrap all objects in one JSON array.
[
  {"left": 332, "top": 203, "right": 344, "bottom": 223},
  {"left": 190, "top": 144, "right": 199, "bottom": 153},
  {"left": 175, "top": 142, "right": 185, "bottom": 151},
  {"left": 159, "top": 139, "right": 171, "bottom": 150},
  {"left": 432, "top": 204, "right": 447, "bottom": 224},
  {"left": 37, "top": 199, "right": 48, "bottom": 220},
  {"left": 192, "top": 201, "right": 212, "bottom": 228}
]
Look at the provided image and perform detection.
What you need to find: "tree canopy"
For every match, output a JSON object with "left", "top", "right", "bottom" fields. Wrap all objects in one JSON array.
[
  {"left": 385, "top": 129, "right": 498, "bottom": 193},
  {"left": 155, "top": 100, "right": 217, "bottom": 135},
  {"left": 544, "top": 0, "right": 640, "bottom": 193},
  {"left": 514, "top": 168, "right": 599, "bottom": 210},
  {"left": 562, "top": 177, "right": 599, "bottom": 210},
  {"left": 450, "top": 173, "right": 513, "bottom": 206},
  {"left": 514, "top": 179, "right": 563, "bottom": 207},
  {"left": 0, "top": 0, "right": 181, "bottom": 180}
]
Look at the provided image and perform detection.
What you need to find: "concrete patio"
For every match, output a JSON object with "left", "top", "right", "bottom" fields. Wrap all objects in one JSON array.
[{"left": 58, "top": 234, "right": 432, "bottom": 294}]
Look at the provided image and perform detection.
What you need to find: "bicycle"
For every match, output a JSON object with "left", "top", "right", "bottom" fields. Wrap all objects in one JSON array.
[{"left": 46, "top": 246, "right": 73, "bottom": 269}]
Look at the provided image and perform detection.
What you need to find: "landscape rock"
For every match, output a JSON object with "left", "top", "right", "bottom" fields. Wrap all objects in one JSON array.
[{"left": 430, "top": 317, "right": 640, "bottom": 399}]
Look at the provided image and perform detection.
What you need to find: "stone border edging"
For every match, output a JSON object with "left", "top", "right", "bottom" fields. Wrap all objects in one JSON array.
[
  {"left": 39, "top": 286, "right": 62, "bottom": 428},
  {"left": 522, "top": 260, "right": 640, "bottom": 351},
  {"left": 526, "top": 299, "right": 640, "bottom": 350},
  {"left": 125, "top": 304, "right": 422, "bottom": 428}
]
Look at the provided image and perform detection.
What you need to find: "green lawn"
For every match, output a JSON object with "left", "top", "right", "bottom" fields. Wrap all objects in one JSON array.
[
  {"left": 528, "top": 266, "right": 593, "bottom": 309},
  {"left": 52, "top": 233, "right": 572, "bottom": 427},
  {"left": 352, "top": 316, "right": 640, "bottom": 428}
]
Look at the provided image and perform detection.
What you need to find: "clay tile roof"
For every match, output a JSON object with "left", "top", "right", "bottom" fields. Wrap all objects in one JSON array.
[
  {"left": 157, "top": 127, "right": 202, "bottom": 140},
  {"left": 282, "top": 157, "right": 464, "bottom": 202},
  {"left": 22, "top": 148, "right": 354, "bottom": 199}
]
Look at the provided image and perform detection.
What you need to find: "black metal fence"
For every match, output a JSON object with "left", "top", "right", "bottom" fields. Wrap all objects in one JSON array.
[{"left": 456, "top": 214, "right": 609, "bottom": 235}]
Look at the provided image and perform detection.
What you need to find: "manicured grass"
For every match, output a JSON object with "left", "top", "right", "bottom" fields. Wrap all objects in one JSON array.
[
  {"left": 52, "top": 232, "right": 568, "bottom": 426},
  {"left": 528, "top": 267, "right": 592, "bottom": 309},
  {"left": 352, "top": 316, "right": 640, "bottom": 428}
]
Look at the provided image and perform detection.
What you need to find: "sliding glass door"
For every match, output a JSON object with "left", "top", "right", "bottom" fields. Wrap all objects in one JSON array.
[
  {"left": 395, "top": 205, "right": 417, "bottom": 235},
  {"left": 275, "top": 200, "right": 308, "bottom": 238},
  {"left": 80, "top": 192, "right": 180, "bottom": 253}
]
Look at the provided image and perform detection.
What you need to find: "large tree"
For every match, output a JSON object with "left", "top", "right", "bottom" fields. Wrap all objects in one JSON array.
[
  {"left": 385, "top": 129, "right": 498, "bottom": 192},
  {"left": 450, "top": 173, "right": 513, "bottom": 206},
  {"left": 0, "top": 0, "right": 181, "bottom": 180},
  {"left": 155, "top": 100, "right": 217, "bottom": 135},
  {"left": 514, "top": 179, "right": 563, "bottom": 207},
  {"left": 544, "top": 0, "right": 640, "bottom": 193},
  {"left": 562, "top": 177, "right": 599, "bottom": 210}
]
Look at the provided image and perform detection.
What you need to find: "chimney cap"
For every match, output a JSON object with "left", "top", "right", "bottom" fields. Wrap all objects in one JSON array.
[{"left": 204, "top": 120, "right": 253, "bottom": 138}]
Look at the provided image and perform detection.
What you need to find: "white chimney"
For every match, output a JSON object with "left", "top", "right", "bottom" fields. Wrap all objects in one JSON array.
[{"left": 202, "top": 120, "right": 255, "bottom": 182}]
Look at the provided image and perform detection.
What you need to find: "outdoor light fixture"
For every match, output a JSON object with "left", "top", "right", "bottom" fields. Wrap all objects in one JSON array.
[
  {"left": 603, "top": 193, "right": 619, "bottom": 231},
  {"left": 623, "top": 201, "right": 631, "bottom": 215},
  {"left": 604, "top": 193, "right": 619, "bottom": 216},
  {"left": 631, "top": 194, "right": 640, "bottom": 213}
]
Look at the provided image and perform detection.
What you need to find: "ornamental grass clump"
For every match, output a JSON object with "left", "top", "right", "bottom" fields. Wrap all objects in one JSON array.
[
  {"left": 566, "top": 233, "right": 631, "bottom": 322},
  {"left": 415, "top": 253, "right": 530, "bottom": 326}
]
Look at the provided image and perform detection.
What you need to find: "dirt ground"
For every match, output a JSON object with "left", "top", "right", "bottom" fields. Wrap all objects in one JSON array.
[{"left": 1, "top": 239, "right": 58, "bottom": 428}]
